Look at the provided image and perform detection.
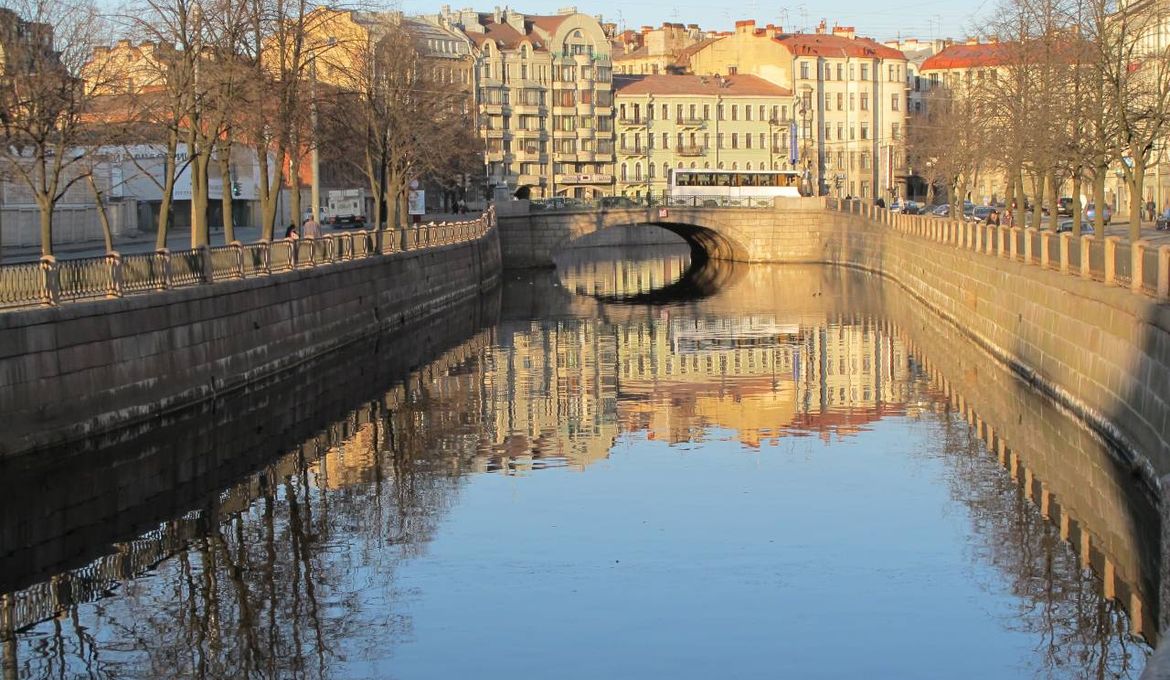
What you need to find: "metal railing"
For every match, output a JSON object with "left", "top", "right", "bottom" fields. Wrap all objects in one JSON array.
[
  {"left": 827, "top": 197, "right": 1170, "bottom": 302},
  {"left": 0, "top": 208, "right": 496, "bottom": 311}
]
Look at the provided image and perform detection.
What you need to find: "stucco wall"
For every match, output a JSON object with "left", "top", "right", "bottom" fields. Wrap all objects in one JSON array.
[{"left": 0, "top": 229, "right": 501, "bottom": 458}]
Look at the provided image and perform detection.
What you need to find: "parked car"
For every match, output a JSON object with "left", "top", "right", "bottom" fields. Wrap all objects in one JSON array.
[
  {"left": 930, "top": 204, "right": 950, "bottom": 217},
  {"left": 1084, "top": 203, "right": 1113, "bottom": 225},
  {"left": 969, "top": 206, "right": 997, "bottom": 223},
  {"left": 1055, "top": 220, "right": 1095, "bottom": 234}
]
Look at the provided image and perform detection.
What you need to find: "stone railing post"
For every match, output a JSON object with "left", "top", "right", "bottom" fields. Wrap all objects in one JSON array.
[
  {"left": 985, "top": 225, "right": 996, "bottom": 255},
  {"left": 258, "top": 240, "right": 270, "bottom": 275},
  {"left": 106, "top": 251, "right": 123, "bottom": 297},
  {"left": 156, "top": 248, "right": 172, "bottom": 289},
  {"left": 305, "top": 237, "right": 316, "bottom": 267},
  {"left": 39, "top": 255, "right": 59, "bottom": 305},
  {"left": 1059, "top": 233, "right": 1071, "bottom": 273},
  {"left": 1017, "top": 228, "right": 1028, "bottom": 263},
  {"left": 1132, "top": 240, "right": 1149, "bottom": 293},
  {"left": 1081, "top": 235, "right": 1095, "bottom": 279},
  {"left": 1039, "top": 231, "right": 1051, "bottom": 269},
  {"left": 1104, "top": 236, "right": 1120, "bottom": 285},
  {"left": 1158, "top": 245, "right": 1170, "bottom": 299},
  {"left": 231, "top": 241, "right": 244, "bottom": 279},
  {"left": 998, "top": 225, "right": 1008, "bottom": 257},
  {"left": 974, "top": 222, "right": 983, "bottom": 252},
  {"left": 197, "top": 244, "right": 213, "bottom": 284}
]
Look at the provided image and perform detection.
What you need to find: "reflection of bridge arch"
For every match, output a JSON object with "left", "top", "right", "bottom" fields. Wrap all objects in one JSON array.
[{"left": 559, "top": 213, "right": 749, "bottom": 264}]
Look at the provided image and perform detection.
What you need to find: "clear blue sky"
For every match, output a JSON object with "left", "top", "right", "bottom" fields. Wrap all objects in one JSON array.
[{"left": 400, "top": 0, "right": 998, "bottom": 43}]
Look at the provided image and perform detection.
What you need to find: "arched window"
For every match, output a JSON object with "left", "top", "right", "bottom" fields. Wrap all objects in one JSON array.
[
  {"left": 677, "top": 161, "right": 683, "bottom": 168},
  {"left": 648, "top": 163, "right": 656, "bottom": 178},
  {"left": 746, "top": 162, "right": 752, "bottom": 170},
  {"left": 634, "top": 162, "right": 642, "bottom": 180},
  {"left": 663, "top": 162, "right": 670, "bottom": 180},
  {"left": 690, "top": 162, "right": 696, "bottom": 169},
  {"left": 704, "top": 162, "right": 711, "bottom": 169},
  {"left": 620, "top": 163, "right": 627, "bottom": 181},
  {"left": 731, "top": 162, "right": 738, "bottom": 170},
  {"left": 718, "top": 162, "right": 725, "bottom": 169},
  {"left": 773, "top": 161, "right": 780, "bottom": 170}
]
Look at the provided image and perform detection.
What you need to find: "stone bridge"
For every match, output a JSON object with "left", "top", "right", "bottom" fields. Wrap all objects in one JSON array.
[{"left": 495, "top": 197, "right": 833, "bottom": 268}]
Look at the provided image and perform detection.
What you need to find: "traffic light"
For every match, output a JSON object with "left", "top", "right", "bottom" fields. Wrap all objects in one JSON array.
[{"left": 231, "top": 181, "right": 241, "bottom": 197}]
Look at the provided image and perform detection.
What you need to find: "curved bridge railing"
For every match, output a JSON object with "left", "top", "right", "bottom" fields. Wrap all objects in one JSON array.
[{"left": 0, "top": 209, "right": 496, "bottom": 311}]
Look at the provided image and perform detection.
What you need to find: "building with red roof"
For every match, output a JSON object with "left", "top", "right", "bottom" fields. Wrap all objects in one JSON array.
[{"left": 684, "top": 19, "right": 911, "bottom": 201}]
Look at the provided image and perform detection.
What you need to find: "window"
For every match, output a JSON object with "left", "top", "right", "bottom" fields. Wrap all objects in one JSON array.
[
  {"left": 836, "top": 93, "right": 843, "bottom": 110},
  {"left": 849, "top": 64, "right": 855, "bottom": 80},
  {"left": 718, "top": 105, "right": 725, "bottom": 120},
  {"left": 800, "top": 62, "right": 809, "bottom": 79},
  {"left": 620, "top": 163, "right": 627, "bottom": 181},
  {"left": 837, "top": 64, "right": 843, "bottom": 80},
  {"left": 759, "top": 133, "right": 765, "bottom": 149},
  {"left": 731, "top": 105, "right": 738, "bottom": 121},
  {"left": 825, "top": 93, "right": 832, "bottom": 110},
  {"left": 891, "top": 93, "right": 900, "bottom": 111},
  {"left": 849, "top": 93, "right": 855, "bottom": 111},
  {"left": 745, "top": 105, "right": 752, "bottom": 121},
  {"left": 745, "top": 133, "right": 752, "bottom": 148},
  {"left": 648, "top": 163, "right": 656, "bottom": 178},
  {"left": 861, "top": 63, "right": 869, "bottom": 80},
  {"left": 703, "top": 104, "right": 710, "bottom": 120},
  {"left": 634, "top": 163, "right": 641, "bottom": 180},
  {"left": 837, "top": 123, "right": 843, "bottom": 140},
  {"left": 860, "top": 122, "right": 868, "bottom": 139},
  {"left": 891, "top": 123, "right": 901, "bottom": 140},
  {"left": 824, "top": 63, "right": 832, "bottom": 80},
  {"left": 861, "top": 92, "right": 869, "bottom": 111},
  {"left": 717, "top": 133, "right": 724, "bottom": 148},
  {"left": 676, "top": 104, "right": 683, "bottom": 121},
  {"left": 731, "top": 133, "right": 738, "bottom": 149},
  {"left": 676, "top": 132, "right": 683, "bottom": 148},
  {"left": 662, "top": 104, "right": 668, "bottom": 119},
  {"left": 825, "top": 123, "right": 832, "bottom": 139},
  {"left": 662, "top": 132, "right": 669, "bottom": 148}
]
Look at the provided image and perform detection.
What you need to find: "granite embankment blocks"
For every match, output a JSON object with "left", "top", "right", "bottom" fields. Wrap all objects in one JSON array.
[{"left": 0, "top": 231, "right": 501, "bottom": 457}]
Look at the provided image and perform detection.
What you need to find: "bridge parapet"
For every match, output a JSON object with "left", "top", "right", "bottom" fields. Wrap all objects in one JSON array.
[{"left": 497, "top": 196, "right": 833, "bottom": 268}]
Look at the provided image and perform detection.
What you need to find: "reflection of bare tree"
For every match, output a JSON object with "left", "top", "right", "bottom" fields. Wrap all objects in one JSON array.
[{"left": 928, "top": 406, "right": 1146, "bottom": 679}]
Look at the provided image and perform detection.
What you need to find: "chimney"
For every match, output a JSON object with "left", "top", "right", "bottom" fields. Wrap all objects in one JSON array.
[
  {"left": 816, "top": 19, "right": 827, "bottom": 35},
  {"left": 735, "top": 19, "right": 756, "bottom": 34},
  {"left": 831, "top": 25, "right": 855, "bottom": 39}
]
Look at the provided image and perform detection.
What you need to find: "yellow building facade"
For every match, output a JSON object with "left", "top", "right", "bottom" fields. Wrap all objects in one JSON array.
[
  {"left": 426, "top": 7, "right": 616, "bottom": 199},
  {"left": 613, "top": 74, "right": 794, "bottom": 197},
  {"left": 685, "top": 20, "right": 910, "bottom": 200}
]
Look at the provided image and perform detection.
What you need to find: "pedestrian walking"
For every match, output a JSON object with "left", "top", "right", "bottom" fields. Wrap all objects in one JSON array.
[
  {"left": 302, "top": 212, "right": 322, "bottom": 239},
  {"left": 285, "top": 223, "right": 299, "bottom": 240},
  {"left": 1003, "top": 209, "right": 1014, "bottom": 228}
]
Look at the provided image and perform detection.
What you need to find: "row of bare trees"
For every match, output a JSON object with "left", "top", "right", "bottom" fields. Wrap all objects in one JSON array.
[
  {"left": 0, "top": 0, "right": 480, "bottom": 256},
  {"left": 909, "top": 0, "right": 1170, "bottom": 241}
]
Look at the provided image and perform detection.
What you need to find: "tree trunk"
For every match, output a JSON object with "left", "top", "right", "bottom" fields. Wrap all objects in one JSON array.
[
  {"left": 1046, "top": 168, "right": 1059, "bottom": 235},
  {"left": 87, "top": 174, "right": 114, "bottom": 253},
  {"left": 1128, "top": 159, "right": 1145, "bottom": 243},
  {"left": 1093, "top": 168, "right": 1107, "bottom": 234},
  {"left": 218, "top": 140, "right": 235, "bottom": 243},
  {"left": 156, "top": 134, "right": 178, "bottom": 250},
  {"left": 289, "top": 152, "right": 302, "bottom": 232},
  {"left": 38, "top": 199, "right": 53, "bottom": 257},
  {"left": 1072, "top": 173, "right": 1083, "bottom": 237},
  {"left": 1032, "top": 172, "right": 1046, "bottom": 230}
]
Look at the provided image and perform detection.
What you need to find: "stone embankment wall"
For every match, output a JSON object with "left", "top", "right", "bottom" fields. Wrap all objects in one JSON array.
[{"left": 0, "top": 229, "right": 501, "bottom": 458}]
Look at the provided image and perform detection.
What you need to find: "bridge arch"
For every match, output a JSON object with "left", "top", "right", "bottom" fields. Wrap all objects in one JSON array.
[{"left": 554, "top": 208, "right": 753, "bottom": 265}]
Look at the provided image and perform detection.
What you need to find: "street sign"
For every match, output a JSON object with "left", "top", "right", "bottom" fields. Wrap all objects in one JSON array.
[{"left": 658, "top": 207, "right": 669, "bottom": 219}]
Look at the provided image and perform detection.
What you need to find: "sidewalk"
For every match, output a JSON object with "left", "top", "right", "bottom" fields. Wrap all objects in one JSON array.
[{"left": 0, "top": 211, "right": 483, "bottom": 265}]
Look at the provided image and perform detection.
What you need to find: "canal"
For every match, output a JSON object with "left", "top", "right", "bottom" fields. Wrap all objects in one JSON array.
[{"left": 0, "top": 243, "right": 1158, "bottom": 679}]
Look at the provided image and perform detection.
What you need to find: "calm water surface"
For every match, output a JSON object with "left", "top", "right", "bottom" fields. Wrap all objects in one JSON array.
[{"left": 0, "top": 244, "right": 1156, "bottom": 679}]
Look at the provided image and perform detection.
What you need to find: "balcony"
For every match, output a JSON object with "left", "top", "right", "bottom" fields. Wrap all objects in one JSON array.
[
  {"left": 518, "top": 174, "right": 547, "bottom": 186},
  {"left": 556, "top": 172, "right": 613, "bottom": 185},
  {"left": 513, "top": 128, "right": 546, "bottom": 140},
  {"left": 677, "top": 145, "right": 706, "bottom": 157},
  {"left": 618, "top": 116, "right": 647, "bottom": 128},
  {"left": 676, "top": 116, "right": 705, "bottom": 128},
  {"left": 618, "top": 145, "right": 645, "bottom": 157},
  {"left": 483, "top": 128, "right": 509, "bottom": 139},
  {"left": 480, "top": 102, "right": 505, "bottom": 115},
  {"left": 576, "top": 102, "right": 594, "bottom": 116},
  {"left": 513, "top": 103, "right": 544, "bottom": 116}
]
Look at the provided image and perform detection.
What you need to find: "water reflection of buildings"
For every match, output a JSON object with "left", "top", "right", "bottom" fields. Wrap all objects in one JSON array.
[
  {"left": 471, "top": 314, "right": 913, "bottom": 469},
  {"left": 559, "top": 250, "right": 689, "bottom": 297}
]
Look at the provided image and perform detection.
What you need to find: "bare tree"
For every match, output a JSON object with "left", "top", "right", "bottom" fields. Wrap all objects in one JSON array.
[{"left": 0, "top": 0, "right": 111, "bottom": 256}]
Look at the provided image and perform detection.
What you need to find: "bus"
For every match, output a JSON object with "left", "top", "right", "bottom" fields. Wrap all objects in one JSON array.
[{"left": 669, "top": 169, "right": 804, "bottom": 203}]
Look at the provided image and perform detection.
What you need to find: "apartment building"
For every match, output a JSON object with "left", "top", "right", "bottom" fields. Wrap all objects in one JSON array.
[
  {"left": 685, "top": 20, "right": 909, "bottom": 199},
  {"left": 427, "top": 6, "right": 615, "bottom": 198},
  {"left": 611, "top": 22, "right": 712, "bottom": 75},
  {"left": 613, "top": 74, "right": 793, "bottom": 197}
]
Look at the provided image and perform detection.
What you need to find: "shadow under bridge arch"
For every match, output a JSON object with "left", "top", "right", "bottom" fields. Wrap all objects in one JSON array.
[{"left": 568, "top": 218, "right": 747, "bottom": 265}]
